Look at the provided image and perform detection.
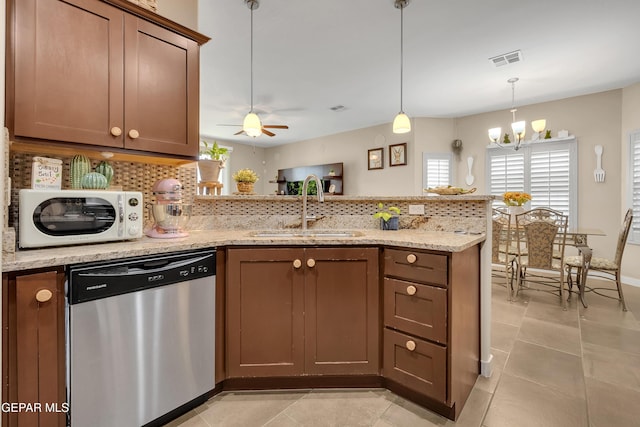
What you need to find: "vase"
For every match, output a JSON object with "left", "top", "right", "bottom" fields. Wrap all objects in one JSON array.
[
  {"left": 197, "top": 160, "right": 224, "bottom": 183},
  {"left": 508, "top": 205, "right": 525, "bottom": 223},
  {"left": 381, "top": 216, "right": 399, "bottom": 231},
  {"left": 236, "top": 182, "right": 254, "bottom": 194}
]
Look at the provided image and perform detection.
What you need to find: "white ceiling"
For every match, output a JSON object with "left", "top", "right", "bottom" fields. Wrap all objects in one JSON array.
[{"left": 198, "top": 0, "right": 640, "bottom": 147}]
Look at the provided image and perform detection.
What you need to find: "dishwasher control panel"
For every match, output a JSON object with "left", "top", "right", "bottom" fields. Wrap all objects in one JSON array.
[{"left": 68, "top": 250, "right": 216, "bottom": 304}]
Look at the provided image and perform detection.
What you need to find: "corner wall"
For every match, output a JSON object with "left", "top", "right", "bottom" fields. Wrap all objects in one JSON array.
[{"left": 621, "top": 83, "right": 640, "bottom": 285}]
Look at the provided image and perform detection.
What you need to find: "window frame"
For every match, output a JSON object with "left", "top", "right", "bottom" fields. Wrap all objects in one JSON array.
[
  {"left": 627, "top": 130, "right": 640, "bottom": 244},
  {"left": 422, "top": 152, "right": 454, "bottom": 189},
  {"left": 486, "top": 137, "right": 578, "bottom": 227}
]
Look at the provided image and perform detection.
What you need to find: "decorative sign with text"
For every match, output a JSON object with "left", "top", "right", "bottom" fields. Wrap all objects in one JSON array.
[{"left": 31, "top": 157, "right": 63, "bottom": 190}]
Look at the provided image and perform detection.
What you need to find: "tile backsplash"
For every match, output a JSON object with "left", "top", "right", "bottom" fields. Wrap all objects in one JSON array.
[{"left": 7, "top": 150, "right": 197, "bottom": 230}]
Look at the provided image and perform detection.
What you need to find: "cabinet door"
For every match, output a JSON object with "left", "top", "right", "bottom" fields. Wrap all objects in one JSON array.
[
  {"left": 2, "top": 270, "right": 66, "bottom": 427},
  {"left": 304, "top": 247, "right": 380, "bottom": 375},
  {"left": 12, "top": 0, "right": 125, "bottom": 148},
  {"left": 227, "top": 248, "right": 305, "bottom": 378},
  {"left": 123, "top": 15, "right": 200, "bottom": 157}
]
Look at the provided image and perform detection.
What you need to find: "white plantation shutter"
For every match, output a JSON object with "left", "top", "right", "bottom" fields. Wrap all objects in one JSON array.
[
  {"left": 530, "top": 147, "right": 571, "bottom": 216},
  {"left": 629, "top": 131, "right": 640, "bottom": 243},
  {"left": 423, "top": 153, "right": 453, "bottom": 188},
  {"left": 488, "top": 151, "right": 525, "bottom": 204},
  {"left": 487, "top": 138, "right": 577, "bottom": 226}
]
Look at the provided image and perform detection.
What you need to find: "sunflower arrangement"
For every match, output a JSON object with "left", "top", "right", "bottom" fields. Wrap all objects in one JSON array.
[{"left": 503, "top": 191, "right": 531, "bottom": 206}]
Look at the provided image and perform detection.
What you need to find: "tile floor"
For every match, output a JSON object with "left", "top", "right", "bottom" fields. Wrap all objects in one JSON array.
[{"left": 167, "top": 279, "right": 640, "bottom": 427}]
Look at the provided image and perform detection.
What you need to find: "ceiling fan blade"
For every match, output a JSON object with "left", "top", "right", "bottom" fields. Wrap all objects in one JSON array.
[
  {"left": 234, "top": 130, "right": 246, "bottom": 136},
  {"left": 218, "top": 124, "right": 242, "bottom": 127},
  {"left": 263, "top": 125, "right": 289, "bottom": 129},
  {"left": 262, "top": 128, "right": 276, "bottom": 137}
]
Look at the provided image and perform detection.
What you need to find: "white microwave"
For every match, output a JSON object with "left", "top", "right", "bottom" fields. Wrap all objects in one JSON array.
[{"left": 19, "top": 189, "right": 143, "bottom": 248}]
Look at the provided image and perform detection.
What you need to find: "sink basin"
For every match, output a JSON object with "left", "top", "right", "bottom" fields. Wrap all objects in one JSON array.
[{"left": 249, "top": 230, "right": 363, "bottom": 238}]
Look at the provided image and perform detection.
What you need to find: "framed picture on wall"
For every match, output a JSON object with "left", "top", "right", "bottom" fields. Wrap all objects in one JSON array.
[
  {"left": 389, "top": 143, "right": 407, "bottom": 166},
  {"left": 368, "top": 148, "right": 384, "bottom": 170}
]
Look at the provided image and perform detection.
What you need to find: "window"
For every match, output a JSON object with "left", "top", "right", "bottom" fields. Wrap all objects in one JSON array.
[
  {"left": 423, "top": 153, "right": 453, "bottom": 189},
  {"left": 628, "top": 130, "right": 640, "bottom": 244},
  {"left": 486, "top": 138, "right": 577, "bottom": 227}
]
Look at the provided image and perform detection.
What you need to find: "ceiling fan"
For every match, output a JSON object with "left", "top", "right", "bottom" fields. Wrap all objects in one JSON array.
[{"left": 218, "top": 124, "right": 289, "bottom": 137}]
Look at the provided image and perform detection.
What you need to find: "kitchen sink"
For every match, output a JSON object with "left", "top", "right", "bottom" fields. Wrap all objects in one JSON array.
[{"left": 249, "top": 230, "right": 363, "bottom": 238}]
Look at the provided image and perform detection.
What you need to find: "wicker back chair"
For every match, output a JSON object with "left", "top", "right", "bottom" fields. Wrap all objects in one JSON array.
[
  {"left": 564, "top": 209, "right": 633, "bottom": 311},
  {"left": 492, "top": 208, "right": 516, "bottom": 299},
  {"left": 513, "top": 208, "right": 569, "bottom": 309}
]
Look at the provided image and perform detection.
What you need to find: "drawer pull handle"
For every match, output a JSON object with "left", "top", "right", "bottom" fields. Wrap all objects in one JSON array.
[
  {"left": 293, "top": 259, "right": 302, "bottom": 269},
  {"left": 307, "top": 258, "right": 316, "bottom": 268},
  {"left": 405, "top": 340, "right": 416, "bottom": 351},
  {"left": 35, "top": 289, "right": 53, "bottom": 303},
  {"left": 406, "top": 285, "right": 417, "bottom": 296},
  {"left": 128, "top": 129, "right": 140, "bottom": 139},
  {"left": 406, "top": 254, "right": 417, "bottom": 264},
  {"left": 110, "top": 126, "right": 122, "bottom": 137}
]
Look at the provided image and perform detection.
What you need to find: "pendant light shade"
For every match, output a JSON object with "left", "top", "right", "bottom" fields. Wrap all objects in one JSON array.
[
  {"left": 393, "top": 0, "right": 411, "bottom": 134},
  {"left": 393, "top": 113, "right": 411, "bottom": 134},
  {"left": 243, "top": 112, "right": 262, "bottom": 137},
  {"left": 243, "top": 0, "right": 262, "bottom": 138}
]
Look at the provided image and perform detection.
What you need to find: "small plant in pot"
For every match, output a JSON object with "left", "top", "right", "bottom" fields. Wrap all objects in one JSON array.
[
  {"left": 198, "top": 141, "right": 228, "bottom": 183},
  {"left": 373, "top": 203, "right": 401, "bottom": 230},
  {"left": 232, "top": 168, "right": 259, "bottom": 194}
]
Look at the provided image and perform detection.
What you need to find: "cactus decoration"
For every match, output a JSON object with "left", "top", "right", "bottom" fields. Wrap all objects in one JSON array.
[
  {"left": 81, "top": 172, "right": 108, "bottom": 189},
  {"left": 70, "top": 155, "right": 91, "bottom": 189},
  {"left": 95, "top": 161, "right": 114, "bottom": 186}
]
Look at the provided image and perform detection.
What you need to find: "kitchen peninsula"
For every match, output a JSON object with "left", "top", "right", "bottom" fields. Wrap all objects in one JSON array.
[{"left": 2, "top": 194, "right": 492, "bottom": 423}]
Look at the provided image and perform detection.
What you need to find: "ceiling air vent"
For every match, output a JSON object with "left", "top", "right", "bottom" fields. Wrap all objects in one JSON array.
[{"left": 489, "top": 50, "right": 522, "bottom": 67}]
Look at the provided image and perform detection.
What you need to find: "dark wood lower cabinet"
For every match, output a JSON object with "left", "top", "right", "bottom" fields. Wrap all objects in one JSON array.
[
  {"left": 226, "top": 246, "right": 379, "bottom": 378},
  {"left": 2, "top": 268, "right": 66, "bottom": 427}
]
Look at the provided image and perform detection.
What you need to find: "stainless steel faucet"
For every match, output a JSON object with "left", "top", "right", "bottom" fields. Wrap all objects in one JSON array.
[{"left": 301, "top": 174, "right": 325, "bottom": 230}]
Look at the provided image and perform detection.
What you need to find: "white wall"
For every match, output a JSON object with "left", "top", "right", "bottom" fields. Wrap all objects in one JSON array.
[{"left": 621, "top": 83, "right": 640, "bottom": 285}]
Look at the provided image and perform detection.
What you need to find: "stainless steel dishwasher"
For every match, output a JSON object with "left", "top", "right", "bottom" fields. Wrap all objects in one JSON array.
[{"left": 67, "top": 249, "right": 216, "bottom": 427}]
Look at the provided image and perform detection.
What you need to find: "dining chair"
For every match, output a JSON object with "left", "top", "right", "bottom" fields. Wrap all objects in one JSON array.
[
  {"left": 491, "top": 208, "right": 517, "bottom": 299},
  {"left": 513, "top": 208, "right": 569, "bottom": 309},
  {"left": 564, "top": 208, "right": 633, "bottom": 311}
]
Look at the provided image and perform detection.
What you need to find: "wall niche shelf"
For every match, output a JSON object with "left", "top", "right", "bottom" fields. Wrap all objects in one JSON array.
[{"left": 274, "top": 162, "right": 343, "bottom": 195}]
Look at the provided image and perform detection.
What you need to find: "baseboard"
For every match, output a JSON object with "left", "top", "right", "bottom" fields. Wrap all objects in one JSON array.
[
  {"left": 622, "top": 275, "right": 640, "bottom": 288},
  {"left": 480, "top": 353, "right": 493, "bottom": 378}
]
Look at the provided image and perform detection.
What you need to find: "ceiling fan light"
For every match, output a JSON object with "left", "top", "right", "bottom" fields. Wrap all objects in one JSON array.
[
  {"left": 393, "top": 113, "right": 411, "bottom": 134},
  {"left": 488, "top": 127, "right": 502, "bottom": 142},
  {"left": 243, "top": 112, "right": 262, "bottom": 137},
  {"left": 531, "top": 119, "right": 546, "bottom": 133}
]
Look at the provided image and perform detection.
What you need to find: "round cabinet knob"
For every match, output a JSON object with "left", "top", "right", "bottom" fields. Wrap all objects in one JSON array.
[
  {"left": 307, "top": 258, "right": 316, "bottom": 268},
  {"left": 293, "top": 259, "right": 302, "bottom": 269},
  {"left": 406, "top": 285, "right": 417, "bottom": 296},
  {"left": 35, "top": 289, "right": 53, "bottom": 303},
  {"left": 110, "top": 127, "right": 122, "bottom": 137},
  {"left": 405, "top": 340, "right": 416, "bottom": 351},
  {"left": 406, "top": 254, "right": 417, "bottom": 264},
  {"left": 128, "top": 129, "right": 140, "bottom": 139}
]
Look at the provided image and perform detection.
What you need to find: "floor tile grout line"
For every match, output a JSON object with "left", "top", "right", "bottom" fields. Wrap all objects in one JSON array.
[{"left": 258, "top": 391, "right": 307, "bottom": 427}]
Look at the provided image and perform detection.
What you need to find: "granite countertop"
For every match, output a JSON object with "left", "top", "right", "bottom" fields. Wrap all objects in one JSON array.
[{"left": 2, "top": 229, "right": 485, "bottom": 272}]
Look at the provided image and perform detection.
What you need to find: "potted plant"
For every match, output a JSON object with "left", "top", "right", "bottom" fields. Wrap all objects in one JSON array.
[
  {"left": 232, "top": 168, "right": 259, "bottom": 194},
  {"left": 198, "top": 141, "right": 228, "bottom": 183},
  {"left": 373, "top": 202, "right": 401, "bottom": 230},
  {"left": 503, "top": 191, "right": 531, "bottom": 222}
]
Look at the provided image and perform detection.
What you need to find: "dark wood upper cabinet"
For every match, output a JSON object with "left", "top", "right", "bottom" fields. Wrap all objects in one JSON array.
[{"left": 8, "top": 0, "right": 208, "bottom": 157}]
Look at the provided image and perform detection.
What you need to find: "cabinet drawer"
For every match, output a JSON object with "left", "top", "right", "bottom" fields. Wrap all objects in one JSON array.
[
  {"left": 383, "top": 329, "right": 447, "bottom": 403},
  {"left": 384, "top": 249, "right": 448, "bottom": 287},
  {"left": 384, "top": 278, "right": 447, "bottom": 344}
]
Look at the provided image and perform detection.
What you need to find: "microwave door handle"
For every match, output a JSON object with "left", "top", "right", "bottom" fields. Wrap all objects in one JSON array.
[{"left": 118, "top": 195, "right": 125, "bottom": 237}]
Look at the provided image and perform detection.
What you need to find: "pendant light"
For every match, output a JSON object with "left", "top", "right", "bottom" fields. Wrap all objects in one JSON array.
[
  {"left": 393, "top": 0, "right": 411, "bottom": 134},
  {"left": 243, "top": 0, "right": 262, "bottom": 138},
  {"left": 488, "top": 77, "right": 529, "bottom": 151}
]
